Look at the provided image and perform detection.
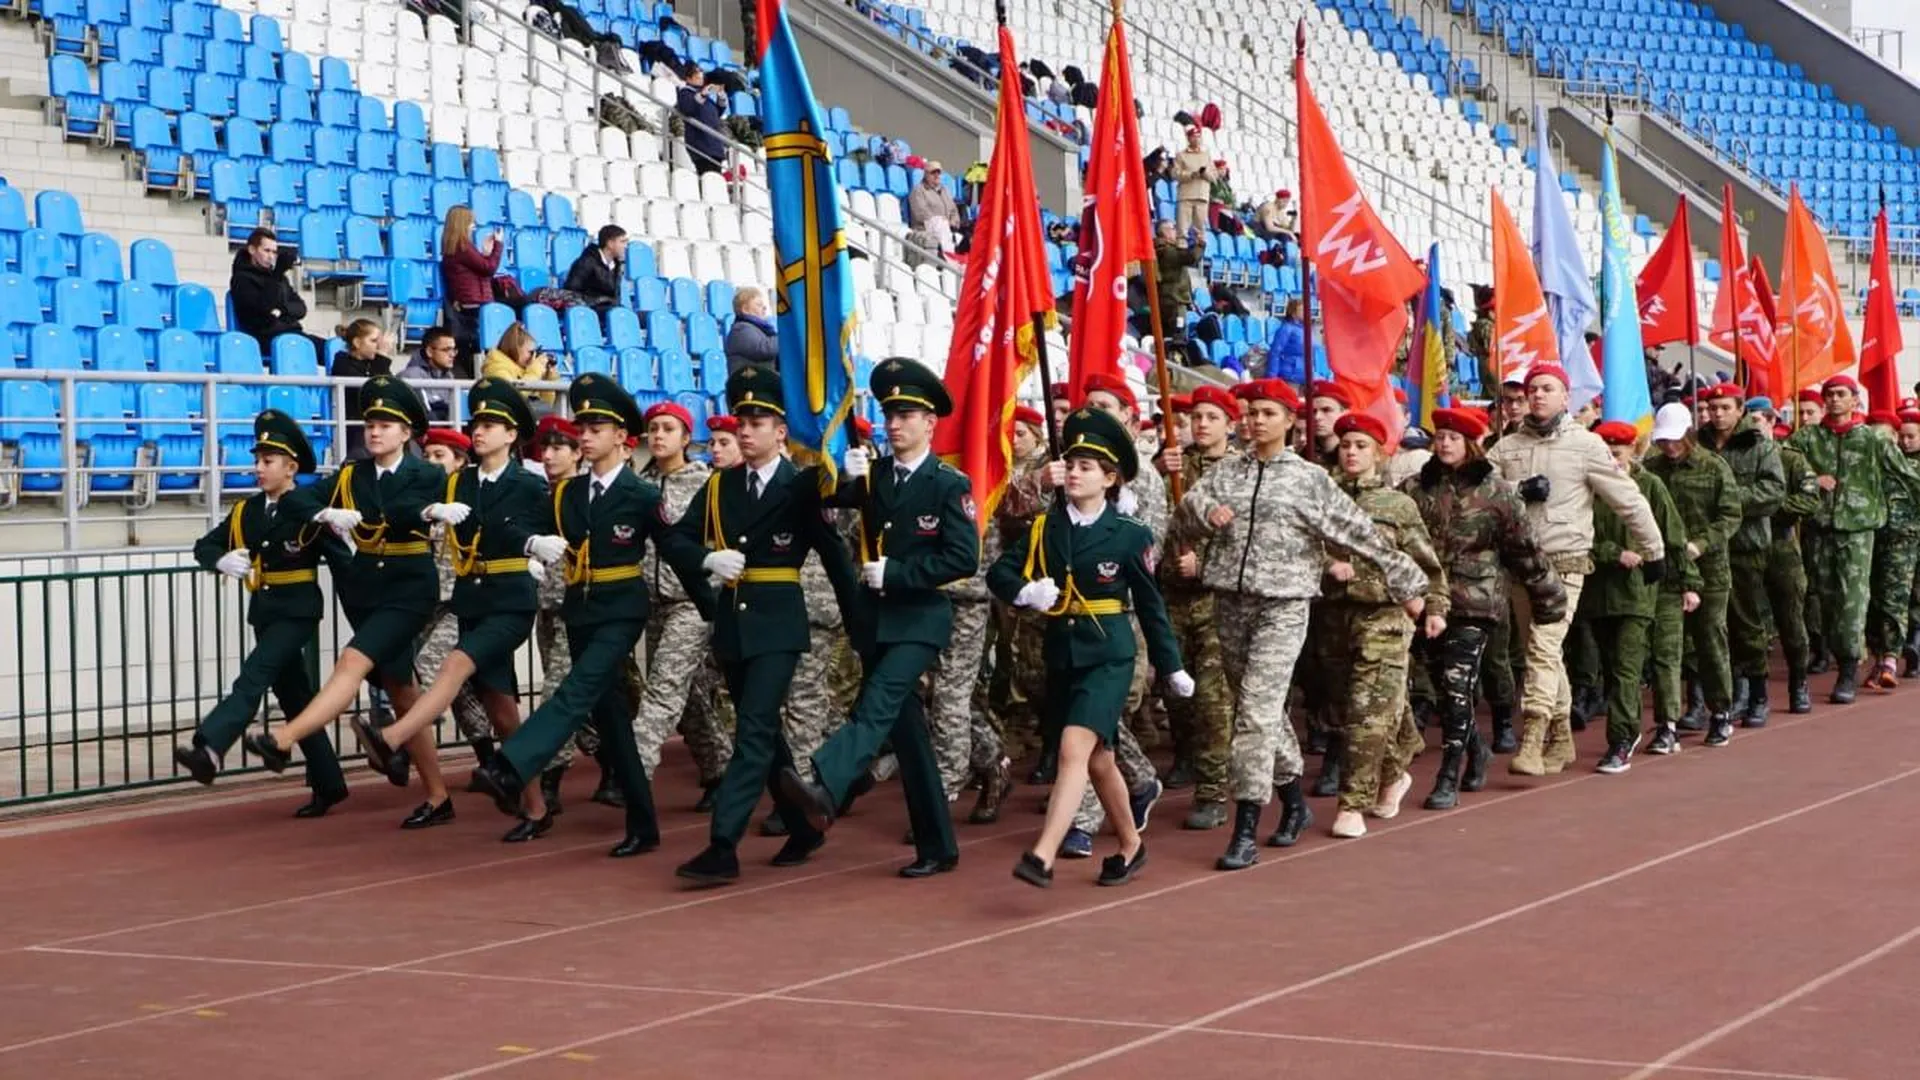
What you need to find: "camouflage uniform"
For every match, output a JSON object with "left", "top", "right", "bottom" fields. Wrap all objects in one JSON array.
[
  {"left": 929, "top": 574, "right": 991, "bottom": 798},
  {"left": 532, "top": 543, "right": 581, "bottom": 766},
  {"left": 784, "top": 540, "right": 854, "bottom": 781},
  {"left": 1767, "top": 443, "right": 1818, "bottom": 679},
  {"left": 1866, "top": 448, "right": 1920, "bottom": 660},
  {"left": 1695, "top": 417, "right": 1785, "bottom": 683},
  {"left": 1159, "top": 445, "right": 1237, "bottom": 806},
  {"left": 1322, "top": 470, "right": 1449, "bottom": 814},
  {"left": 633, "top": 458, "right": 730, "bottom": 783},
  {"left": 415, "top": 523, "right": 494, "bottom": 743},
  {"left": 988, "top": 451, "right": 1050, "bottom": 763},
  {"left": 1788, "top": 421, "right": 1920, "bottom": 664},
  {"left": 1645, "top": 444, "right": 1742, "bottom": 713},
  {"left": 1179, "top": 448, "right": 1428, "bottom": 804}
]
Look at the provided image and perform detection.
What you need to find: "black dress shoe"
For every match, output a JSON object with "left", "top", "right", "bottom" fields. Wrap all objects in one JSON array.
[
  {"left": 245, "top": 732, "right": 291, "bottom": 774},
  {"left": 501, "top": 812, "right": 554, "bottom": 843},
  {"left": 293, "top": 789, "right": 348, "bottom": 818},
  {"left": 174, "top": 743, "right": 218, "bottom": 786},
  {"left": 400, "top": 799, "right": 455, "bottom": 829},
  {"left": 770, "top": 833, "right": 824, "bottom": 867},
  {"left": 759, "top": 811, "right": 790, "bottom": 837},
  {"left": 469, "top": 760, "right": 525, "bottom": 818},
  {"left": 1097, "top": 843, "right": 1147, "bottom": 887},
  {"left": 692, "top": 781, "right": 718, "bottom": 813},
  {"left": 609, "top": 833, "right": 660, "bottom": 858},
  {"left": 1012, "top": 850, "right": 1053, "bottom": 888},
  {"left": 675, "top": 843, "right": 740, "bottom": 887},
  {"left": 775, "top": 766, "right": 836, "bottom": 833},
  {"left": 898, "top": 855, "right": 958, "bottom": 879},
  {"left": 351, "top": 715, "right": 394, "bottom": 776},
  {"left": 591, "top": 772, "right": 625, "bottom": 808}
]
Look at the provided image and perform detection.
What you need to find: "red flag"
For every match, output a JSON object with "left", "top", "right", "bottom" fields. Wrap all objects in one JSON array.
[
  {"left": 1776, "top": 183, "right": 1856, "bottom": 393},
  {"left": 1065, "top": 18, "right": 1152, "bottom": 402},
  {"left": 1635, "top": 194, "right": 1698, "bottom": 348},
  {"left": 754, "top": 0, "right": 778, "bottom": 59},
  {"left": 1708, "top": 185, "right": 1777, "bottom": 393},
  {"left": 1294, "top": 25, "right": 1422, "bottom": 447},
  {"left": 1859, "top": 201, "right": 1903, "bottom": 413},
  {"left": 1490, "top": 190, "right": 1556, "bottom": 382},
  {"left": 934, "top": 25, "right": 1055, "bottom": 534}
]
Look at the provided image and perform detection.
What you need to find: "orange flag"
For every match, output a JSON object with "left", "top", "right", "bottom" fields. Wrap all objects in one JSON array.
[
  {"left": 1858, "top": 200, "right": 1903, "bottom": 413},
  {"left": 1490, "top": 191, "right": 1557, "bottom": 382},
  {"left": 934, "top": 23, "right": 1055, "bottom": 533},
  {"left": 1634, "top": 194, "right": 1698, "bottom": 348},
  {"left": 1708, "top": 184, "right": 1777, "bottom": 393},
  {"left": 1294, "top": 23, "right": 1422, "bottom": 446},
  {"left": 1776, "top": 184, "right": 1856, "bottom": 393}
]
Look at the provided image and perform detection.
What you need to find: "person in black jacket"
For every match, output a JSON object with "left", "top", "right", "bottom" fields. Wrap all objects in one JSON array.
[
  {"left": 561, "top": 225, "right": 627, "bottom": 312},
  {"left": 675, "top": 66, "right": 729, "bottom": 176},
  {"left": 230, "top": 228, "right": 308, "bottom": 352}
]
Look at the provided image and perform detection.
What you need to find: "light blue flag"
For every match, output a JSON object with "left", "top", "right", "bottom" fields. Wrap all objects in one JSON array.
[
  {"left": 1597, "top": 132, "right": 1653, "bottom": 432},
  {"left": 1530, "top": 106, "right": 1602, "bottom": 410},
  {"left": 761, "top": 1, "right": 857, "bottom": 481}
]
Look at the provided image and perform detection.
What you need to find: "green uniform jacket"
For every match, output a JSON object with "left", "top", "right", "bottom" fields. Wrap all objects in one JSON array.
[
  {"left": 1586, "top": 465, "right": 1689, "bottom": 618},
  {"left": 986, "top": 504, "right": 1182, "bottom": 675},
  {"left": 827, "top": 455, "right": 978, "bottom": 651},
  {"left": 1324, "top": 472, "right": 1451, "bottom": 618},
  {"left": 281, "top": 454, "right": 442, "bottom": 614},
  {"left": 1646, "top": 446, "right": 1741, "bottom": 592},
  {"left": 1788, "top": 419, "right": 1920, "bottom": 533},
  {"left": 546, "top": 467, "right": 714, "bottom": 630},
  {"left": 193, "top": 491, "right": 346, "bottom": 627},
  {"left": 1400, "top": 457, "right": 1558, "bottom": 623},
  {"left": 1695, "top": 417, "right": 1785, "bottom": 556},
  {"left": 672, "top": 458, "right": 856, "bottom": 661},
  {"left": 444, "top": 460, "right": 547, "bottom": 618},
  {"left": 1155, "top": 240, "right": 1201, "bottom": 312},
  {"left": 1773, "top": 443, "right": 1820, "bottom": 550},
  {"left": 1887, "top": 450, "right": 1920, "bottom": 529}
]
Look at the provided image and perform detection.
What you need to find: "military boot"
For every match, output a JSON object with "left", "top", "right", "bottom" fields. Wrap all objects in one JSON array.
[
  {"left": 465, "top": 738, "right": 497, "bottom": 793},
  {"left": 1026, "top": 749, "right": 1057, "bottom": 785},
  {"left": 1727, "top": 676, "right": 1751, "bottom": 724},
  {"left": 1904, "top": 627, "right": 1920, "bottom": 678},
  {"left": 1163, "top": 756, "right": 1195, "bottom": 790},
  {"left": 1831, "top": 659, "right": 1859, "bottom": 704},
  {"left": 1311, "top": 733, "right": 1345, "bottom": 798},
  {"left": 1266, "top": 779, "right": 1313, "bottom": 847},
  {"left": 1459, "top": 727, "right": 1492, "bottom": 792},
  {"left": 1422, "top": 742, "right": 1466, "bottom": 810},
  {"left": 1216, "top": 801, "right": 1262, "bottom": 871},
  {"left": 1743, "top": 679, "right": 1771, "bottom": 727},
  {"left": 968, "top": 759, "right": 1013, "bottom": 824},
  {"left": 591, "top": 767, "right": 625, "bottom": 808},
  {"left": 1489, "top": 704, "right": 1517, "bottom": 753},
  {"left": 1788, "top": 668, "right": 1813, "bottom": 713},
  {"left": 1807, "top": 634, "right": 1830, "bottom": 674},
  {"left": 539, "top": 764, "right": 566, "bottom": 817},
  {"left": 1541, "top": 715, "right": 1576, "bottom": 774},
  {"left": 1508, "top": 713, "right": 1547, "bottom": 776},
  {"left": 1677, "top": 681, "right": 1707, "bottom": 732}
]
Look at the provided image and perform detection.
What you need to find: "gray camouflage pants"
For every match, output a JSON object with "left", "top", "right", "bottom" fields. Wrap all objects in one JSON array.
[
  {"left": 633, "top": 600, "right": 731, "bottom": 782},
  {"left": 1217, "top": 593, "right": 1310, "bottom": 803},
  {"left": 783, "top": 624, "right": 847, "bottom": 782},
  {"left": 929, "top": 598, "right": 992, "bottom": 798}
]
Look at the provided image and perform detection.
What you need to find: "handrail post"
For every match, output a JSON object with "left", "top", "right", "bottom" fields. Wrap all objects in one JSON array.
[
  {"left": 201, "top": 371, "right": 218, "bottom": 525},
  {"left": 60, "top": 373, "right": 77, "bottom": 555}
]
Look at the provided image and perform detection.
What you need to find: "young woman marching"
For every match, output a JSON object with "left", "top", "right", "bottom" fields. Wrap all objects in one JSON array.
[
  {"left": 248, "top": 377, "right": 448, "bottom": 827},
  {"left": 991, "top": 407, "right": 1191, "bottom": 888}
]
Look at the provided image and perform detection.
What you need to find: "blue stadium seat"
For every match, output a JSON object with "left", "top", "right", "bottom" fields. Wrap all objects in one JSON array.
[
  {"left": 633, "top": 275, "right": 666, "bottom": 312},
  {"left": 128, "top": 238, "right": 177, "bottom": 287},
  {"left": 659, "top": 348, "right": 693, "bottom": 393},
  {"left": 522, "top": 304, "right": 563, "bottom": 353},
  {"left": 139, "top": 382, "right": 205, "bottom": 490},
  {"left": 573, "top": 345, "right": 613, "bottom": 377},
  {"left": 0, "top": 186, "right": 26, "bottom": 267},
  {"left": 0, "top": 273, "right": 40, "bottom": 359},
  {"left": 0, "top": 381, "right": 63, "bottom": 492},
  {"left": 477, "top": 302, "right": 515, "bottom": 352},
  {"left": 698, "top": 349, "right": 726, "bottom": 392},
  {"left": 705, "top": 280, "right": 735, "bottom": 321},
  {"left": 76, "top": 380, "right": 139, "bottom": 493},
  {"left": 668, "top": 276, "right": 701, "bottom": 315},
  {"left": 564, "top": 305, "right": 604, "bottom": 351},
  {"left": 617, "top": 347, "right": 656, "bottom": 393},
  {"left": 646, "top": 310, "right": 683, "bottom": 352},
  {"left": 77, "top": 233, "right": 123, "bottom": 284},
  {"left": 605, "top": 306, "right": 642, "bottom": 350},
  {"left": 49, "top": 280, "right": 105, "bottom": 354},
  {"left": 686, "top": 313, "right": 719, "bottom": 356},
  {"left": 93, "top": 324, "right": 146, "bottom": 374},
  {"left": 172, "top": 283, "right": 219, "bottom": 333},
  {"left": 215, "top": 330, "right": 264, "bottom": 373}
]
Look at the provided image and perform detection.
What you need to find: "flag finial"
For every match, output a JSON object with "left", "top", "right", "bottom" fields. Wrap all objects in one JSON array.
[
  {"left": 1293, "top": 17, "right": 1306, "bottom": 72},
  {"left": 995, "top": 0, "right": 1007, "bottom": 26}
]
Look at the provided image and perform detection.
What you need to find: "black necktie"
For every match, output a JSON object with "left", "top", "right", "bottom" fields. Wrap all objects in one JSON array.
[
  {"left": 590, "top": 479, "right": 605, "bottom": 502},
  {"left": 748, "top": 471, "right": 763, "bottom": 500},
  {"left": 895, "top": 465, "right": 911, "bottom": 487}
]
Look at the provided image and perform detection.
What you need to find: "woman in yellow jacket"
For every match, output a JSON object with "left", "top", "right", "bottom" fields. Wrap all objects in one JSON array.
[{"left": 483, "top": 322, "right": 558, "bottom": 407}]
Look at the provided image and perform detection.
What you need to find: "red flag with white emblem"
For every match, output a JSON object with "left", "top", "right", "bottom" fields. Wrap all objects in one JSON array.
[
  {"left": 1064, "top": 16, "right": 1152, "bottom": 402},
  {"left": 1634, "top": 194, "right": 1698, "bottom": 348},
  {"left": 1858, "top": 199, "right": 1903, "bottom": 413}
]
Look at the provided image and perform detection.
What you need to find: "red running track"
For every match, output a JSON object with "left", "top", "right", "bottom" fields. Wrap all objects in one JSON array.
[{"left": 2, "top": 682, "right": 1918, "bottom": 1079}]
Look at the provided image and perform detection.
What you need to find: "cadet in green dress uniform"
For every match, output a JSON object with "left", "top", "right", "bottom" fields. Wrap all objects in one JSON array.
[
  {"left": 992, "top": 408, "right": 1189, "bottom": 888},
  {"left": 174, "top": 411, "right": 351, "bottom": 816},
  {"left": 468, "top": 374, "right": 713, "bottom": 857},
  {"left": 776, "top": 358, "right": 982, "bottom": 880},
  {"left": 360, "top": 379, "right": 552, "bottom": 840},
  {"left": 672, "top": 366, "right": 859, "bottom": 887},
  {"left": 250, "top": 377, "right": 447, "bottom": 828}
]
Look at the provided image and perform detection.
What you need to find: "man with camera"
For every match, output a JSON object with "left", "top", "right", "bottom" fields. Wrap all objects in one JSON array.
[{"left": 1485, "top": 364, "right": 1665, "bottom": 776}]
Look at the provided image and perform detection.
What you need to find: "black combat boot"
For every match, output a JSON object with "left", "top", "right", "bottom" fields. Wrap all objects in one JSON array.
[
  {"left": 1904, "top": 628, "right": 1920, "bottom": 678},
  {"left": 1807, "top": 633, "right": 1830, "bottom": 674},
  {"left": 1831, "top": 659, "right": 1859, "bottom": 704},
  {"left": 1311, "top": 733, "right": 1344, "bottom": 798},
  {"left": 1216, "top": 801, "right": 1262, "bottom": 871},
  {"left": 1677, "top": 681, "right": 1707, "bottom": 732},
  {"left": 1489, "top": 705, "right": 1517, "bottom": 753},
  {"left": 1423, "top": 742, "right": 1465, "bottom": 810},
  {"left": 1727, "top": 676, "right": 1751, "bottom": 724},
  {"left": 1027, "top": 748, "right": 1057, "bottom": 785},
  {"left": 1459, "top": 727, "right": 1492, "bottom": 792},
  {"left": 539, "top": 764, "right": 566, "bottom": 816},
  {"left": 1266, "top": 779, "right": 1313, "bottom": 847},
  {"left": 1743, "top": 679, "right": 1771, "bottom": 727},
  {"left": 1788, "top": 666, "right": 1813, "bottom": 713}
]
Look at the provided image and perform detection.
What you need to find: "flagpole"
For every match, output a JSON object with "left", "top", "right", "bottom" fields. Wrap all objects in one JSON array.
[{"left": 1293, "top": 18, "right": 1315, "bottom": 441}]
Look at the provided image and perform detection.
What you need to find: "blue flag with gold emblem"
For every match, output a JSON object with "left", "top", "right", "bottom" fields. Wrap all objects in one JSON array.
[{"left": 759, "top": 0, "right": 856, "bottom": 484}]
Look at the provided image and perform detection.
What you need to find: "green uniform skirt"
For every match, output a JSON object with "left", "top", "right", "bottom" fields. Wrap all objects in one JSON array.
[
  {"left": 342, "top": 603, "right": 432, "bottom": 685},
  {"left": 1043, "top": 658, "right": 1135, "bottom": 747},
  {"left": 456, "top": 611, "right": 535, "bottom": 695}
]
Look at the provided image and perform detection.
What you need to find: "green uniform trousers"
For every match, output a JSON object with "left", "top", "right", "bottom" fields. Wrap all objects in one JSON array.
[
  {"left": 1565, "top": 616, "right": 1602, "bottom": 692},
  {"left": 198, "top": 618, "right": 344, "bottom": 796},
  {"left": 502, "top": 619, "right": 657, "bottom": 842},
  {"left": 1163, "top": 589, "right": 1231, "bottom": 804},
  {"left": 710, "top": 651, "right": 820, "bottom": 850},
  {"left": 1650, "top": 591, "right": 1688, "bottom": 727},
  {"left": 1867, "top": 525, "right": 1920, "bottom": 656},
  {"left": 1766, "top": 540, "right": 1811, "bottom": 674},
  {"left": 811, "top": 641, "right": 958, "bottom": 863},
  {"left": 1686, "top": 588, "right": 1733, "bottom": 711},
  {"left": 1590, "top": 614, "right": 1652, "bottom": 747},
  {"left": 1479, "top": 604, "right": 1519, "bottom": 709},
  {"left": 1802, "top": 537, "right": 1825, "bottom": 658},
  {"left": 1726, "top": 553, "right": 1773, "bottom": 678},
  {"left": 1806, "top": 528, "right": 1875, "bottom": 662}
]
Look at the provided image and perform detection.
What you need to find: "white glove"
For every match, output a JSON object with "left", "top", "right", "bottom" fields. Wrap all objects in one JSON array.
[
  {"left": 425, "top": 502, "right": 471, "bottom": 525},
  {"left": 313, "top": 507, "right": 363, "bottom": 531},
  {"left": 526, "top": 560, "right": 546, "bottom": 584},
  {"left": 1114, "top": 486, "right": 1138, "bottom": 517},
  {"left": 703, "top": 549, "right": 746, "bottom": 582},
  {"left": 843, "top": 446, "right": 870, "bottom": 479},
  {"left": 860, "top": 558, "right": 887, "bottom": 588},
  {"left": 527, "top": 535, "right": 568, "bottom": 564},
  {"left": 216, "top": 549, "right": 252, "bottom": 581},
  {"left": 1014, "top": 578, "right": 1061, "bottom": 611},
  {"left": 1167, "top": 670, "right": 1196, "bottom": 698}
]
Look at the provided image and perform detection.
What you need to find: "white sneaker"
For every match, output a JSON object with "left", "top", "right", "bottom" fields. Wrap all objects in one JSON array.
[
  {"left": 1369, "top": 772, "right": 1412, "bottom": 819},
  {"left": 1330, "top": 809, "right": 1367, "bottom": 838}
]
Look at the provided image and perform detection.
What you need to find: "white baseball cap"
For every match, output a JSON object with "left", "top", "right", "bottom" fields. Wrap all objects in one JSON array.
[{"left": 1650, "top": 402, "right": 1693, "bottom": 443}]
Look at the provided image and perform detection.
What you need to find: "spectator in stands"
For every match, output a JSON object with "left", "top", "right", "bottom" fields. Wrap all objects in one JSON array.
[
  {"left": 725, "top": 286, "right": 779, "bottom": 373},
  {"left": 909, "top": 162, "right": 964, "bottom": 259},
  {"left": 401, "top": 327, "right": 463, "bottom": 422},
  {"left": 332, "top": 319, "right": 396, "bottom": 460},
  {"left": 1253, "top": 190, "right": 1296, "bottom": 242},
  {"left": 483, "top": 322, "right": 558, "bottom": 409},
  {"left": 561, "top": 225, "right": 627, "bottom": 312},
  {"left": 1469, "top": 284, "right": 1496, "bottom": 391},
  {"left": 677, "top": 65, "right": 730, "bottom": 176},
  {"left": 440, "top": 206, "right": 502, "bottom": 360},
  {"left": 1267, "top": 297, "right": 1308, "bottom": 386},
  {"left": 1153, "top": 220, "right": 1204, "bottom": 351},
  {"left": 1172, "top": 127, "right": 1216, "bottom": 237},
  {"left": 230, "top": 228, "right": 308, "bottom": 353}
]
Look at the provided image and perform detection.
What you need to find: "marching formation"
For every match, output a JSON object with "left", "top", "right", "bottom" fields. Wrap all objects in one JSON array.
[{"left": 174, "top": 358, "right": 1920, "bottom": 887}]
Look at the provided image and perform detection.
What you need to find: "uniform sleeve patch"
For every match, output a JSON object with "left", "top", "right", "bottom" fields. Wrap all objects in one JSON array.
[{"left": 962, "top": 494, "right": 977, "bottom": 522}]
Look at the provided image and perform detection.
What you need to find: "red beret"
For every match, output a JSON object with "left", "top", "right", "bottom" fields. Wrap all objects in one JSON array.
[
  {"left": 643, "top": 401, "right": 693, "bottom": 433},
  {"left": 1233, "top": 379, "right": 1302, "bottom": 411},
  {"left": 1868, "top": 410, "right": 1899, "bottom": 429},
  {"left": 1012, "top": 405, "right": 1044, "bottom": 429},
  {"left": 1308, "top": 379, "right": 1350, "bottom": 407},
  {"left": 1903, "top": 397, "right": 1919, "bottom": 411},
  {"left": 1796, "top": 388, "right": 1825, "bottom": 404},
  {"left": 1431, "top": 406, "right": 1489, "bottom": 440},
  {"left": 1773, "top": 422, "right": 1794, "bottom": 440},
  {"left": 1081, "top": 372, "right": 1138, "bottom": 413},
  {"left": 1166, "top": 393, "right": 1193, "bottom": 414},
  {"left": 1048, "top": 381, "right": 1069, "bottom": 399},
  {"left": 421, "top": 426, "right": 472, "bottom": 453},
  {"left": 1525, "top": 364, "right": 1569, "bottom": 389},
  {"left": 1824, "top": 375, "right": 1859, "bottom": 394},
  {"left": 1593, "top": 420, "right": 1640, "bottom": 446},
  {"left": 533, "top": 415, "right": 580, "bottom": 446},
  {"left": 1899, "top": 409, "right": 1920, "bottom": 426},
  {"left": 1333, "top": 411, "right": 1388, "bottom": 444},
  {"left": 1700, "top": 382, "right": 1743, "bottom": 402},
  {"left": 705, "top": 415, "right": 739, "bottom": 435},
  {"left": 1188, "top": 384, "right": 1240, "bottom": 419}
]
